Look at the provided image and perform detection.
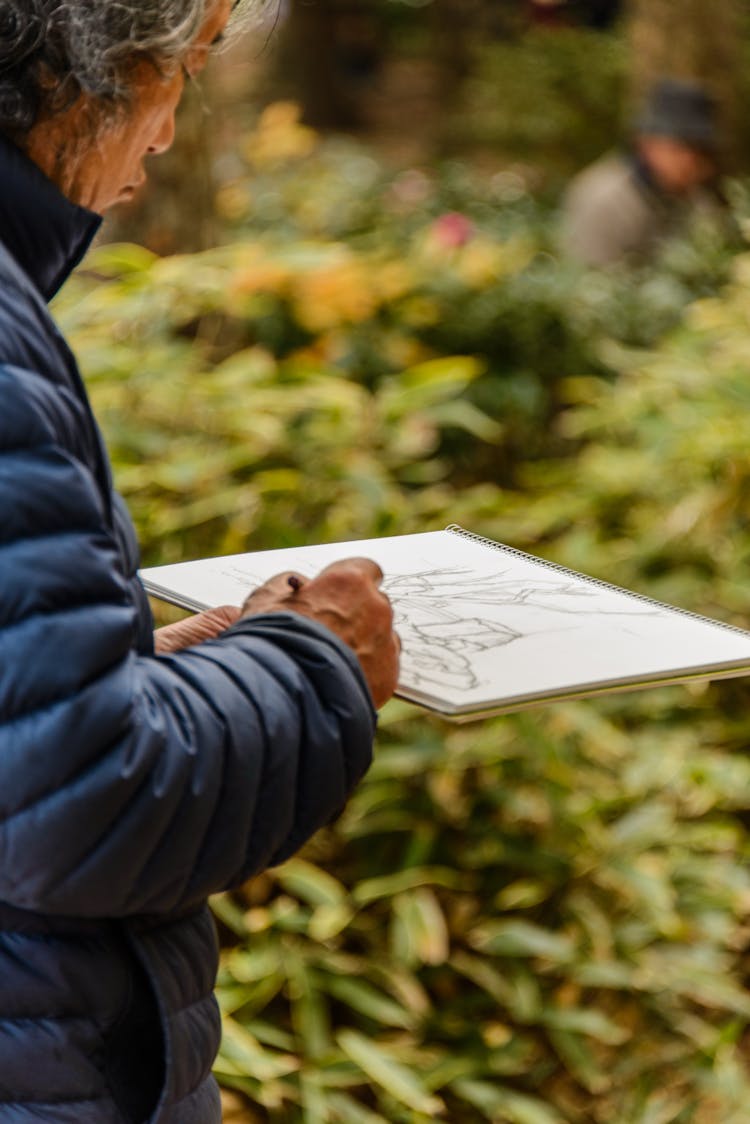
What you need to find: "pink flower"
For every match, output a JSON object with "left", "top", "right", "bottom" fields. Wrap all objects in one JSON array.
[{"left": 431, "top": 212, "right": 475, "bottom": 249}]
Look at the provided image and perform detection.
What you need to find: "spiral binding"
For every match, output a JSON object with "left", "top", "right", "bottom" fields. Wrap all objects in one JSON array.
[{"left": 445, "top": 524, "right": 750, "bottom": 640}]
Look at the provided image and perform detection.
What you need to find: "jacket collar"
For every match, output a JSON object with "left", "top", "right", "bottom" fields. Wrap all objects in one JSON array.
[
  {"left": 628, "top": 147, "right": 668, "bottom": 202},
  {"left": 0, "top": 132, "right": 102, "bottom": 303}
]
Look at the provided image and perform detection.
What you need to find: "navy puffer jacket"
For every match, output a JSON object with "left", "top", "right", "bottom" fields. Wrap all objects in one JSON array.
[{"left": 0, "top": 135, "right": 376, "bottom": 1123}]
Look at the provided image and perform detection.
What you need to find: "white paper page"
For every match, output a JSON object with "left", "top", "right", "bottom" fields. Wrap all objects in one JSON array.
[{"left": 141, "top": 530, "right": 750, "bottom": 712}]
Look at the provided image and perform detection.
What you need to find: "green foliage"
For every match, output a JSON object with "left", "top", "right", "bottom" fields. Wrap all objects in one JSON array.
[
  {"left": 486, "top": 244, "right": 750, "bottom": 624},
  {"left": 85, "top": 105, "right": 743, "bottom": 511},
  {"left": 54, "top": 143, "right": 750, "bottom": 1121},
  {"left": 210, "top": 694, "right": 750, "bottom": 1121},
  {"left": 58, "top": 241, "right": 496, "bottom": 564},
  {"left": 451, "top": 28, "right": 628, "bottom": 184}
]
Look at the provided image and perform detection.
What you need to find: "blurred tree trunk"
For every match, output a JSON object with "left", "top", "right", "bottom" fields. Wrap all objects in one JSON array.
[
  {"left": 430, "top": 0, "right": 493, "bottom": 154},
  {"left": 272, "top": 0, "right": 381, "bottom": 129},
  {"left": 431, "top": 0, "right": 479, "bottom": 93},
  {"left": 274, "top": 0, "right": 349, "bottom": 127},
  {"left": 105, "top": 81, "right": 217, "bottom": 253},
  {"left": 626, "top": 0, "right": 745, "bottom": 167},
  {"left": 431, "top": 0, "right": 478, "bottom": 101}
]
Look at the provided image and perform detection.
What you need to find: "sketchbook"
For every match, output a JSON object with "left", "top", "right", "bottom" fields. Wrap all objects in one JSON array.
[{"left": 140, "top": 526, "right": 750, "bottom": 721}]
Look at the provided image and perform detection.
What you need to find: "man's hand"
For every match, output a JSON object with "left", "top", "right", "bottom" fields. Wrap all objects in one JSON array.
[
  {"left": 241, "top": 558, "right": 400, "bottom": 709},
  {"left": 154, "top": 605, "right": 242, "bottom": 654}
]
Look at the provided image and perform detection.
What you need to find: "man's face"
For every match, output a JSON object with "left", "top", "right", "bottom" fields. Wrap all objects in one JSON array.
[
  {"left": 640, "top": 136, "right": 716, "bottom": 196},
  {"left": 27, "top": 0, "right": 233, "bottom": 214},
  {"left": 90, "top": 0, "right": 234, "bottom": 213}
]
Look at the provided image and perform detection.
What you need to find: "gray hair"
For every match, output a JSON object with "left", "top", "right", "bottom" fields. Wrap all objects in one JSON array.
[{"left": 0, "top": 0, "right": 272, "bottom": 138}]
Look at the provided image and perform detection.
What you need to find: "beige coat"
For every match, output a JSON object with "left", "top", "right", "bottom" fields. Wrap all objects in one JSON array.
[{"left": 561, "top": 153, "right": 710, "bottom": 268}]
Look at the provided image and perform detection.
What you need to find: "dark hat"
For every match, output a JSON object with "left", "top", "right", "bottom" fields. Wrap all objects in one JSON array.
[{"left": 635, "top": 78, "right": 719, "bottom": 150}]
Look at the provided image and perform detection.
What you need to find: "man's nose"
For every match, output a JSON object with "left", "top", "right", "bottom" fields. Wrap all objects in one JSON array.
[{"left": 149, "top": 112, "right": 177, "bottom": 157}]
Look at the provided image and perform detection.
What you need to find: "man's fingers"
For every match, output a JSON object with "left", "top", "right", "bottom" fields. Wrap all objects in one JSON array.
[
  {"left": 237, "top": 557, "right": 398, "bottom": 709},
  {"left": 317, "top": 557, "right": 385, "bottom": 586},
  {"left": 242, "top": 570, "right": 306, "bottom": 608},
  {"left": 247, "top": 559, "right": 385, "bottom": 608},
  {"left": 208, "top": 604, "right": 242, "bottom": 626},
  {"left": 261, "top": 570, "right": 307, "bottom": 594}
]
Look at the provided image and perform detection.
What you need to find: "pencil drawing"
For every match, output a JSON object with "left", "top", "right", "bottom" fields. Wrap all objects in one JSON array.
[
  {"left": 381, "top": 565, "right": 666, "bottom": 692},
  {"left": 210, "top": 559, "right": 668, "bottom": 694}
]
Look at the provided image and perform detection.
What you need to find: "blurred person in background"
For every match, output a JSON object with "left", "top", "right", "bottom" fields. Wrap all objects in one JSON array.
[
  {"left": 527, "top": 0, "right": 620, "bottom": 30},
  {"left": 561, "top": 77, "right": 724, "bottom": 268},
  {"left": 0, "top": 1, "right": 399, "bottom": 1122},
  {"left": 527, "top": 0, "right": 572, "bottom": 28}
]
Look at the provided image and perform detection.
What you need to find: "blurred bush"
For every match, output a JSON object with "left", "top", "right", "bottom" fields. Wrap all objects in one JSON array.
[
  {"left": 57, "top": 239, "right": 498, "bottom": 565},
  {"left": 449, "top": 27, "right": 628, "bottom": 183},
  {"left": 53, "top": 117, "right": 750, "bottom": 1122},
  {"left": 488, "top": 239, "right": 750, "bottom": 629},
  {"left": 211, "top": 694, "right": 750, "bottom": 1123},
  {"left": 92, "top": 103, "right": 743, "bottom": 501}
]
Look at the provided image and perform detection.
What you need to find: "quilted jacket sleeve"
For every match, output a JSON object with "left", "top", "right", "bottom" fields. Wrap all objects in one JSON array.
[{"left": 0, "top": 366, "right": 376, "bottom": 917}]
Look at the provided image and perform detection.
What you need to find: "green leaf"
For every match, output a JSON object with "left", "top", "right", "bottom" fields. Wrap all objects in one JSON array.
[
  {"left": 495, "top": 880, "right": 552, "bottom": 911},
  {"left": 325, "top": 975, "right": 415, "bottom": 1029},
  {"left": 86, "top": 241, "right": 158, "bottom": 276},
  {"left": 308, "top": 903, "right": 357, "bottom": 942},
  {"left": 469, "top": 921, "right": 577, "bottom": 964},
  {"left": 452, "top": 1079, "right": 566, "bottom": 1124},
  {"left": 300, "top": 1071, "right": 329, "bottom": 1124},
  {"left": 572, "top": 961, "right": 635, "bottom": 989},
  {"left": 380, "top": 357, "right": 485, "bottom": 419},
  {"left": 242, "top": 1020, "right": 296, "bottom": 1052},
  {"left": 223, "top": 944, "right": 282, "bottom": 985},
  {"left": 391, "top": 888, "right": 449, "bottom": 967},
  {"left": 275, "top": 859, "right": 349, "bottom": 908},
  {"left": 547, "top": 1029, "right": 610, "bottom": 1096},
  {"left": 210, "top": 893, "right": 249, "bottom": 937},
  {"left": 352, "top": 867, "right": 461, "bottom": 906},
  {"left": 337, "top": 1030, "right": 444, "bottom": 1116},
  {"left": 219, "top": 1017, "right": 300, "bottom": 1082},
  {"left": 541, "top": 1006, "right": 629, "bottom": 1045},
  {"left": 327, "top": 1092, "right": 390, "bottom": 1124},
  {"left": 428, "top": 400, "right": 503, "bottom": 442},
  {"left": 286, "top": 954, "right": 332, "bottom": 1060}
]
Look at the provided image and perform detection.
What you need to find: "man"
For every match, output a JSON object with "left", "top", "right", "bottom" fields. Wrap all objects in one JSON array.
[
  {"left": 561, "top": 78, "right": 722, "bottom": 268},
  {"left": 0, "top": 2, "right": 399, "bottom": 1122}
]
